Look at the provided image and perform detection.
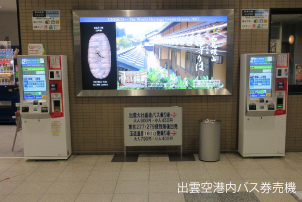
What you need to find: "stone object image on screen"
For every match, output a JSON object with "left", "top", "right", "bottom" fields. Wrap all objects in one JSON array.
[{"left": 88, "top": 33, "right": 111, "bottom": 79}]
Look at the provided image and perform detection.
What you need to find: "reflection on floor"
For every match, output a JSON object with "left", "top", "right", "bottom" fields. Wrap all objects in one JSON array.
[
  {"left": 0, "top": 125, "right": 301, "bottom": 202},
  {"left": 0, "top": 125, "right": 23, "bottom": 157},
  {"left": 0, "top": 152, "right": 302, "bottom": 202}
]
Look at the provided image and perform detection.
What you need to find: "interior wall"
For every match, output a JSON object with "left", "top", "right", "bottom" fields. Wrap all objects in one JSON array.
[
  {"left": 0, "top": 13, "right": 19, "bottom": 45},
  {"left": 18, "top": 0, "right": 302, "bottom": 152}
]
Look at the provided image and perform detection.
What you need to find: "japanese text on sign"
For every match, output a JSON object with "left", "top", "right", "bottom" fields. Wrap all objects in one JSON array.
[
  {"left": 32, "top": 10, "right": 60, "bottom": 30},
  {"left": 124, "top": 107, "right": 182, "bottom": 146},
  {"left": 178, "top": 181, "right": 296, "bottom": 194},
  {"left": 241, "top": 9, "right": 269, "bottom": 29}
]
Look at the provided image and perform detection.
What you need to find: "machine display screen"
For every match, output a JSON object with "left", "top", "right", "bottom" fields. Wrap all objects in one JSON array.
[
  {"left": 21, "top": 58, "right": 47, "bottom": 100},
  {"left": 249, "top": 56, "right": 273, "bottom": 97}
]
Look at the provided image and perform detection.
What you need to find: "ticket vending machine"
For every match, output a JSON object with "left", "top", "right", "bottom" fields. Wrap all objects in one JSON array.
[
  {"left": 238, "top": 53, "right": 289, "bottom": 157},
  {"left": 17, "top": 55, "right": 71, "bottom": 159}
]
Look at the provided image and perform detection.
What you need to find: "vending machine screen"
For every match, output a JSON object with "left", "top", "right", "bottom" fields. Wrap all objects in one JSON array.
[
  {"left": 21, "top": 58, "right": 47, "bottom": 100},
  {"left": 249, "top": 56, "right": 273, "bottom": 97}
]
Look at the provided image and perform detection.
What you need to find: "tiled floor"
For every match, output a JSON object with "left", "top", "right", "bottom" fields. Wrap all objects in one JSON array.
[
  {"left": 0, "top": 153, "right": 301, "bottom": 202},
  {"left": 0, "top": 125, "right": 23, "bottom": 157},
  {"left": 0, "top": 125, "right": 301, "bottom": 201}
]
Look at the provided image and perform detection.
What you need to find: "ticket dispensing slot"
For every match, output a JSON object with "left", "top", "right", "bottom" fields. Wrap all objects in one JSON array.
[
  {"left": 50, "top": 71, "right": 54, "bottom": 79},
  {"left": 49, "top": 70, "right": 61, "bottom": 80},
  {"left": 49, "top": 65, "right": 63, "bottom": 118},
  {"left": 53, "top": 100, "right": 61, "bottom": 112},
  {"left": 277, "top": 97, "right": 283, "bottom": 109}
]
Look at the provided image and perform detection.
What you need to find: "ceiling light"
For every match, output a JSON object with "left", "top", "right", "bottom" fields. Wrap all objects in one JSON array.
[{"left": 289, "top": 35, "right": 294, "bottom": 44}]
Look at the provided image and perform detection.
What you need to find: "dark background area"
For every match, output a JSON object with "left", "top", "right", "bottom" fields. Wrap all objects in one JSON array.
[{"left": 80, "top": 22, "right": 117, "bottom": 90}]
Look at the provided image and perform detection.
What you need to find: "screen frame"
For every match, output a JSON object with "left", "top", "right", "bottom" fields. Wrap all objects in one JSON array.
[
  {"left": 20, "top": 57, "right": 48, "bottom": 101},
  {"left": 17, "top": 55, "right": 49, "bottom": 104},
  {"left": 73, "top": 9, "right": 235, "bottom": 97},
  {"left": 248, "top": 56, "right": 274, "bottom": 98},
  {"left": 246, "top": 54, "right": 276, "bottom": 103}
]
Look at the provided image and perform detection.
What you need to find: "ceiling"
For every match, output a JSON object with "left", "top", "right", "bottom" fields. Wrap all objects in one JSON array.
[{"left": 0, "top": 0, "right": 17, "bottom": 14}]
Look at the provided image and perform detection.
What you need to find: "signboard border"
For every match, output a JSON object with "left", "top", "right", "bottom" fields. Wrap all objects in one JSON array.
[{"left": 123, "top": 107, "right": 183, "bottom": 158}]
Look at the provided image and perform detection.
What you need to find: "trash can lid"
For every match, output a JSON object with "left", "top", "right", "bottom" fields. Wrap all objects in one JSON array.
[{"left": 200, "top": 119, "right": 221, "bottom": 124}]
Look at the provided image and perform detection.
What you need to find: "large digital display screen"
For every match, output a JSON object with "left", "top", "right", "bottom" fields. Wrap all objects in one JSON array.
[
  {"left": 73, "top": 10, "right": 234, "bottom": 96},
  {"left": 249, "top": 56, "right": 273, "bottom": 97},
  {"left": 21, "top": 58, "right": 47, "bottom": 100}
]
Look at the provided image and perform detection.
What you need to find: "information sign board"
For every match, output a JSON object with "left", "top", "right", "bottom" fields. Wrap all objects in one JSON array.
[
  {"left": 32, "top": 10, "right": 60, "bottom": 30},
  {"left": 124, "top": 107, "right": 182, "bottom": 147},
  {"left": 241, "top": 9, "right": 269, "bottom": 29}
]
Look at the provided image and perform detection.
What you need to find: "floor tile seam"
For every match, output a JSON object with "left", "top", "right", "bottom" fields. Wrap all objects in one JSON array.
[
  {"left": 257, "top": 162, "right": 295, "bottom": 171},
  {"left": 233, "top": 165, "right": 274, "bottom": 181},
  {"left": 39, "top": 178, "right": 60, "bottom": 197},
  {"left": 210, "top": 166, "right": 245, "bottom": 182},
  {"left": 111, "top": 164, "right": 123, "bottom": 201},
  {"left": 7, "top": 168, "right": 35, "bottom": 177},
  {"left": 1, "top": 172, "right": 28, "bottom": 183},
  {"left": 72, "top": 158, "right": 103, "bottom": 199},
  {"left": 287, "top": 164, "right": 302, "bottom": 170},
  {"left": 9, "top": 180, "right": 52, "bottom": 197},
  {"left": 65, "top": 179, "right": 87, "bottom": 202},
  {"left": 47, "top": 167, "right": 68, "bottom": 183},
  {"left": 148, "top": 161, "right": 151, "bottom": 181},
  {"left": 0, "top": 161, "right": 21, "bottom": 175},
  {"left": 224, "top": 155, "right": 238, "bottom": 171},
  {"left": 36, "top": 192, "right": 46, "bottom": 202},
  {"left": 262, "top": 168, "right": 294, "bottom": 181},
  {"left": 202, "top": 160, "right": 222, "bottom": 177},
  {"left": 62, "top": 161, "right": 96, "bottom": 172},
  {"left": 1, "top": 194, "right": 9, "bottom": 202},
  {"left": 261, "top": 166, "right": 302, "bottom": 174},
  {"left": 228, "top": 158, "right": 263, "bottom": 165},
  {"left": 182, "top": 167, "right": 212, "bottom": 182},
  {"left": 86, "top": 159, "right": 99, "bottom": 181},
  {"left": 2, "top": 178, "right": 22, "bottom": 196}
]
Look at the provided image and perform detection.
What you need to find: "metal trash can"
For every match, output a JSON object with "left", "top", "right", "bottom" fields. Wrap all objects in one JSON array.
[{"left": 199, "top": 119, "right": 221, "bottom": 162}]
